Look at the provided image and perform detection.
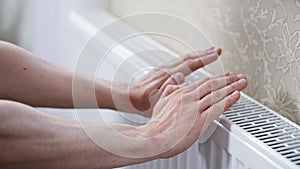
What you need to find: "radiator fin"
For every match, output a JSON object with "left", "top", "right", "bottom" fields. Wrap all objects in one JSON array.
[{"left": 224, "top": 94, "right": 300, "bottom": 167}]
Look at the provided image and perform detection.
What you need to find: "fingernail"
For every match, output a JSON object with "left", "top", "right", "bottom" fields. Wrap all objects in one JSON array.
[
  {"left": 238, "top": 78, "right": 246, "bottom": 85},
  {"left": 229, "top": 72, "right": 236, "bottom": 76},
  {"left": 237, "top": 74, "right": 246, "bottom": 79},
  {"left": 231, "top": 91, "right": 239, "bottom": 97},
  {"left": 215, "top": 48, "right": 222, "bottom": 55}
]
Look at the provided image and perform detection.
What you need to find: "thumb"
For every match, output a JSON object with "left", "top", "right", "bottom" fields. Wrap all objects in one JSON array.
[
  {"left": 149, "top": 72, "right": 185, "bottom": 105},
  {"left": 148, "top": 72, "right": 185, "bottom": 108}
]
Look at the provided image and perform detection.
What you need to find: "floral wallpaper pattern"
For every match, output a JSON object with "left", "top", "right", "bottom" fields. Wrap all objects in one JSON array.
[
  {"left": 110, "top": 0, "right": 300, "bottom": 124},
  {"left": 210, "top": 0, "right": 300, "bottom": 123}
]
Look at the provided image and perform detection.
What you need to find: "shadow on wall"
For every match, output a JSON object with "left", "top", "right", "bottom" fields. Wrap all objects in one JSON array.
[{"left": 109, "top": 0, "right": 300, "bottom": 124}]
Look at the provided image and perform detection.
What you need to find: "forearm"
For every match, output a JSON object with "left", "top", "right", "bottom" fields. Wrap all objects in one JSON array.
[
  {"left": 0, "top": 41, "right": 124, "bottom": 110},
  {"left": 0, "top": 41, "right": 222, "bottom": 117},
  {"left": 0, "top": 71, "right": 248, "bottom": 168},
  {"left": 0, "top": 101, "right": 156, "bottom": 169}
]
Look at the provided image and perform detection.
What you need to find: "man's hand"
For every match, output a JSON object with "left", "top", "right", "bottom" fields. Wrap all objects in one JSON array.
[
  {"left": 0, "top": 72, "right": 247, "bottom": 169},
  {"left": 139, "top": 72, "right": 247, "bottom": 158},
  {"left": 126, "top": 47, "right": 222, "bottom": 117}
]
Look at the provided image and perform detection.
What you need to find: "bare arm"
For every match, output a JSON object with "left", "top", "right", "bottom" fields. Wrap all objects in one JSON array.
[
  {"left": 0, "top": 100, "right": 155, "bottom": 169},
  {"left": 0, "top": 41, "right": 222, "bottom": 117},
  {"left": 0, "top": 72, "right": 247, "bottom": 169},
  {"left": 0, "top": 41, "right": 119, "bottom": 109}
]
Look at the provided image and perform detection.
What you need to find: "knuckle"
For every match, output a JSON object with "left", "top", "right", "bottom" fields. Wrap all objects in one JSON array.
[
  {"left": 228, "top": 75, "right": 238, "bottom": 82},
  {"left": 201, "top": 80, "right": 211, "bottom": 90},
  {"left": 183, "top": 60, "right": 195, "bottom": 69},
  {"left": 210, "top": 104, "right": 218, "bottom": 112},
  {"left": 207, "top": 79, "right": 218, "bottom": 89},
  {"left": 202, "top": 50, "right": 209, "bottom": 55},
  {"left": 164, "top": 85, "right": 179, "bottom": 96},
  {"left": 227, "top": 75, "right": 235, "bottom": 82},
  {"left": 184, "top": 59, "right": 194, "bottom": 67},
  {"left": 161, "top": 70, "right": 171, "bottom": 77},
  {"left": 207, "top": 79, "right": 214, "bottom": 85},
  {"left": 157, "top": 64, "right": 168, "bottom": 69},
  {"left": 225, "top": 72, "right": 231, "bottom": 76},
  {"left": 211, "top": 80, "right": 219, "bottom": 87},
  {"left": 165, "top": 85, "right": 173, "bottom": 91},
  {"left": 202, "top": 77, "right": 210, "bottom": 83},
  {"left": 210, "top": 103, "right": 223, "bottom": 113},
  {"left": 229, "top": 84, "right": 237, "bottom": 92},
  {"left": 198, "top": 77, "right": 210, "bottom": 88},
  {"left": 204, "top": 77, "right": 210, "bottom": 81},
  {"left": 213, "top": 91, "right": 223, "bottom": 99},
  {"left": 203, "top": 97, "right": 211, "bottom": 105},
  {"left": 183, "top": 53, "right": 195, "bottom": 61}
]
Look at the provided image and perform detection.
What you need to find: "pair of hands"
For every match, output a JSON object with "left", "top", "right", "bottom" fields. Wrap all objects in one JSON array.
[
  {"left": 129, "top": 47, "right": 223, "bottom": 117},
  {"left": 121, "top": 47, "right": 248, "bottom": 158}
]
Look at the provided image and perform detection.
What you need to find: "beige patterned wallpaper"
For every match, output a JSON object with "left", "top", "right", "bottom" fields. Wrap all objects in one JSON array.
[{"left": 109, "top": 0, "right": 300, "bottom": 124}]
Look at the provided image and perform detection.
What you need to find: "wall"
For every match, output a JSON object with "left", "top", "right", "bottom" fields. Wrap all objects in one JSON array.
[
  {"left": 0, "top": 0, "right": 34, "bottom": 50},
  {"left": 0, "top": 0, "right": 107, "bottom": 68},
  {"left": 0, "top": 0, "right": 108, "bottom": 119},
  {"left": 109, "top": 0, "right": 300, "bottom": 124}
]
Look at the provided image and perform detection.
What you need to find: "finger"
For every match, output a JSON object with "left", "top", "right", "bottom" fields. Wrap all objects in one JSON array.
[
  {"left": 138, "top": 48, "right": 221, "bottom": 90},
  {"left": 161, "top": 47, "right": 216, "bottom": 69},
  {"left": 188, "top": 74, "right": 246, "bottom": 100},
  {"left": 158, "top": 72, "right": 185, "bottom": 99},
  {"left": 183, "top": 47, "right": 221, "bottom": 63},
  {"left": 181, "top": 72, "right": 237, "bottom": 93},
  {"left": 135, "top": 47, "right": 224, "bottom": 91},
  {"left": 160, "top": 72, "right": 185, "bottom": 91},
  {"left": 182, "top": 47, "right": 218, "bottom": 62},
  {"left": 181, "top": 72, "right": 242, "bottom": 95},
  {"left": 170, "top": 50, "right": 220, "bottom": 75},
  {"left": 136, "top": 69, "right": 170, "bottom": 96},
  {"left": 143, "top": 72, "right": 185, "bottom": 101},
  {"left": 161, "top": 85, "right": 181, "bottom": 98},
  {"left": 137, "top": 68, "right": 168, "bottom": 83},
  {"left": 198, "top": 90, "right": 241, "bottom": 130},
  {"left": 197, "top": 78, "right": 247, "bottom": 112}
]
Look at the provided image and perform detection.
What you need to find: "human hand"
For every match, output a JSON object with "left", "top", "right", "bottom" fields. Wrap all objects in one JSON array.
[
  {"left": 127, "top": 47, "right": 222, "bottom": 117},
  {"left": 141, "top": 72, "right": 247, "bottom": 158}
]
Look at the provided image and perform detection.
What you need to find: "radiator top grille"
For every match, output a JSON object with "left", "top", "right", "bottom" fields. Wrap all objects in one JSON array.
[
  {"left": 225, "top": 96, "right": 300, "bottom": 166},
  {"left": 187, "top": 70, "right": 300, "bottom": 168}
]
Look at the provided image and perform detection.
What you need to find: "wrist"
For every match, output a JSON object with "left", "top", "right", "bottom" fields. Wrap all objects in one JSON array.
[
  {"left": 138, "top": 123, "right": 167, "bottom": 158},
  {"left": 81, "top": 122, "right": 160, "bottom": 167},
  {"left": 111, "top": 82, "right": 151, "bottom": 116},
  {"left": 129, "top": 84, "right": 151, "bottom": 115},
  {"left": 95, "top": 79, "right": 152, "bottom": 117}
]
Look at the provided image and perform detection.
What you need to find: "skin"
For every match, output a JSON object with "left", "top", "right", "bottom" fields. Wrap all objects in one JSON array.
[{"left": 0, "top": 41, "right": 247, "bottom": 169}]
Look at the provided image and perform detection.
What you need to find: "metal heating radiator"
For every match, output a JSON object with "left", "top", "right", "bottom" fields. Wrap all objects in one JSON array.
[{"left": 70, "top": 11, "right": 300, "bottom": 169}]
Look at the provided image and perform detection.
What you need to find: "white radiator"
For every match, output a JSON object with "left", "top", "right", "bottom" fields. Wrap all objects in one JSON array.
[{"left": 70, "top": 11, "right": 300, "bottom": 169}]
